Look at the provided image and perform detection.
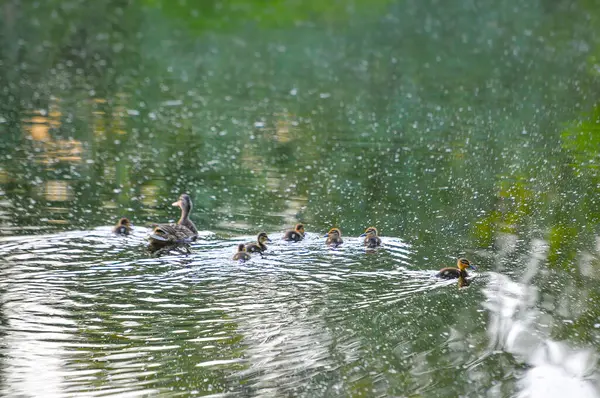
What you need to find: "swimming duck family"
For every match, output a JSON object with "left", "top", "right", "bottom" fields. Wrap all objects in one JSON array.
[
  {"left": 283, "top": 224, "right": 305, "bottom": 242},
  {"left": 125, "top": 207, "right": 479, "bottom": 288},
  {"left": 147, "top": 194, "right": 198, "bottom": 255}
]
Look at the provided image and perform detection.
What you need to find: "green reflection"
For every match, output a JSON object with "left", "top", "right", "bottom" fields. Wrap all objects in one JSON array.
[{"left": 1, "top": 0, "right": 600, "bottom": 396}]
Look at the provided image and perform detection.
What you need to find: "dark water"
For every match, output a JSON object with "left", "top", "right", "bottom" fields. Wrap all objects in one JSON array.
[{"left": 2, "top": 0, "right": 600, "bottom": 396}]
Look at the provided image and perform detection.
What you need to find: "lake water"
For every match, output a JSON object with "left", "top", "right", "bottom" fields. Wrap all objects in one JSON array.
[{"left": 2, "top": 0, "right": 600, "bottom": 396}]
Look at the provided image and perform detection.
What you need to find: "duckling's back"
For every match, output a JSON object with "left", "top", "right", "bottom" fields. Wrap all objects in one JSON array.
[
  {"left": 364, "top": 236, "right": 381, "bottom": 248},
  {"left": 283, "top": 230, "right": 303, "bottom": 242}
]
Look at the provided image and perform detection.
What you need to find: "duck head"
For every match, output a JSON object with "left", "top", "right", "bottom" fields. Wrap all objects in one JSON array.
[
  {"left": 172, "top": 194, "right": 192, "bottom": 214},
  {"left": 237, "top": 243, "right": 246, "bottom": 252},
  {"left": 295, "top": 223, "right": 305, "bottom": 235},
  {"left": 257, "top": 232, "right": 272, "bottom": 244},
  {"left": 324, "top": 228, "right": 342, "bottom": 239},
  {"left": 360, "top": 226, "right": 378, "bottom": 237},
  {"left": 457, "top": 258, "right": 477, "bottom": 271}
]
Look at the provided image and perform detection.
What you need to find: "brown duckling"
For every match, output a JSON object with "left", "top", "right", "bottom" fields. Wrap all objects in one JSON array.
[
  {"left": 233, "top": 244, "right": 251, "bottom": 261},
  {"left": 113, "top": 217, "right": 132, "bottom": 235},
  {"left": 283, "top": 223, "right": 305, "bottom": 242},
  {"left": 246, "top": 232, "right": 272, "bottom": 253},
  {"left": 360, "top": 226, "right": 381, "bottom": 248},
  {"left": 436, "top": 258, "right": 477, "bottom": 287},
  {"left": 148, "top": 193, "right": 198, "bottom": 255},
  {"left": 324, "top": 228, "right": 343, "bottom": 247}
]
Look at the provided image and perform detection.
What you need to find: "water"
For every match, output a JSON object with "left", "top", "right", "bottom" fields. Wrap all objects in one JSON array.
[{"left": 2, "top": 0, "right": 600, "bottom": 396}]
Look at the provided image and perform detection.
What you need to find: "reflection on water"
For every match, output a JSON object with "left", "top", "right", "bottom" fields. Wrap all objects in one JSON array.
[
  {"left": 0, "top": 228, "right": 441, "bottom": 397},
  {"left": 2, "top": 227, "right": 598, "bottom": 396},
  {"left": 3, "top": 0, "right": 600, "bottom": 396},
  {"left": 486, "top": 272, "right": 599, "bottom": 398}
]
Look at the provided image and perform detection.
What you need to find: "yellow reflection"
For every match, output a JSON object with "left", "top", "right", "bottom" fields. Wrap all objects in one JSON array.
[
  {"left": 273, "top": 113, "right": 297, "bottom": 143},
  {"left": 40, "top": 139, "right": 83, "bottom": 164},
  {"left": 24, "top": 106, "right": 84, "bottom": 164},
  {"left": 275, "top": 119, "right": 292, "bottom": 143},
  {"left": 44, "top": 180, "right": 72, "bottom": 202},
  {"left": 0, "top": 168, "right": 9, "bottom": 184},
  {"left": 91, "top": 93, "right": 128, "bottom": 137},
  {"left": 29, "top": 119, "right": 50, "bottom": 141},
  {"left": 141, "top": 184, "right": 160, "bottom": 207}
]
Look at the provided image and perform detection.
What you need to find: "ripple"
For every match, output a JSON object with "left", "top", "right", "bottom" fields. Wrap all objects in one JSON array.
[
  {"left": 5, "top": 227, "right": 597, "bottom": 397},
  {"left": 0, "top": 227, "right": 420, "bottom": 396}
]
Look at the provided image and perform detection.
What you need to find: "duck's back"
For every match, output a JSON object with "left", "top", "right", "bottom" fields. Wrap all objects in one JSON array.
[
  {"left": 148, "top": 223, "right": 196, "bottom": 249},
  {"left": 246, "top": 242, "right": 265, "bottom": 253},
  {"left": 326, "top": 237, "right": 343, "bottom": 246},
  {"left": 364, "top": 236, "right": 381, "bottom": 248},
  {"left": 178, "top": 218, "right": 198, "bottom": 235},
  {"left": 284, "top": 230, "right": 303, "bottom": 242},
  {"left": 436, "top": 267, "right": 462, "bottom": 279},
  {"left": 233, "top": 252, "right": 251, "bottom": 261},
  {"left": 113, "top": 225, "right": 130, "bottom": 235}
]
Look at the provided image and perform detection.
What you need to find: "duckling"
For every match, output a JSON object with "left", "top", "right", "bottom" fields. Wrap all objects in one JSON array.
[
  {"left": 436, "top": 258, "right": 477, "bottom": 285},
  {"left": 246, "top": 232, "right": 272, "bottom": 253},
  {"left": 113, "top": 217, "right": 132, "bottom": 235},
  {"left": 233, "top": 244, "right": 251, "bottom": 261},
  {"left": 148, "top": 194, "right": 198, "bottom": 255},
  {"left": 283, "top": 223, "right": 305, "bottom": 242},
  {"left": 324, "top": 228, "right": 343, "bottom": 247},
  {"left": 360, "top": 226, "right": 381, "bottom": 248}
]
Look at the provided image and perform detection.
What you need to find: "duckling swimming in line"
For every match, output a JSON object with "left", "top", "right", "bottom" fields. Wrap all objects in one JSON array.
[
  {"left": 246, "top": 232, "right": 272, "bottom": 253},
  {"left": 360, "top": 226, "right": 381, "bottom": 248},
  {"left": 233, "top": 244, "right": 251, "bottom": 261},
  {"left": 113, "top": 217, "right": 132, "bottom": 235},
  {"left": 283, "top": 223, "right": 305, "bottom": 242},
  {"left": 148, "top": 194, "right": 198, "bottom": 255},
  {"left": 324, "top": 228, "right": 343, "bottom": 247},
  {"left": 436, "top": 258, "right": 476, "bottom": 287}
]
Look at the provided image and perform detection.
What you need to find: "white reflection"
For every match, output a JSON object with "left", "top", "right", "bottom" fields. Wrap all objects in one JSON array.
[
  {"left": 484, "top": 237, "right": 600, "bottom": 398},
  {"left": 0, "top": 281, "right": 75, "bottom": 397}
]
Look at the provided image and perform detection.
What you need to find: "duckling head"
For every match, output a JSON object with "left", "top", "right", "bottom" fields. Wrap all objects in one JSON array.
[
  {"left": 237, "top": 243, "right": 246, "bottom": 252},
  {"left": 295, "top": 223, "right": 305, "bottom": 235},
  {"left": 257, "top": 232, "right": 272, "bottom": 244},
  {"left": 172, "top": 193, "right": 193, "bottom": 212},
  {"left": 457, "top": 258, "right": 477, "bottom": 271},
  {"left": 360, "top": 226, "right": 378, "bottom": 237},
  {"left": 324, "top": 228, "right": 342, "bottom": 238},
  {"left": 118, "top": 218, "right": 131, "bottom": 227}
]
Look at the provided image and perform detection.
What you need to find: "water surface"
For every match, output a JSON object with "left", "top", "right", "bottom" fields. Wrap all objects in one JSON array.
[{"left": 2, "top": 0, "right": 600, "bottom": 396}]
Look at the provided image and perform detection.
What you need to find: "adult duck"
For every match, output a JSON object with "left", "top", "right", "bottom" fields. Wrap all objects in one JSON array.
[{"left": 148, "top": 194, "right": 198, "bottom": 255}]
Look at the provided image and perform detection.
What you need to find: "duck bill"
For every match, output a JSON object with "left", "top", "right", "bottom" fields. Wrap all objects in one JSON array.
[
  {"left": 172, "top": 200, "right": 182, "bottom": 207},
  {"left": 359, "top": 233, "right": 367, "bottom": 237},
  {"left": 266, "top": 238, "right": 273, "bottom": 243},
  {"left": 468, "top": 264, "right": 477, "bottom": 270},
  {"left": 323, "top": 233, "right": 329, "bottom": 238}
]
